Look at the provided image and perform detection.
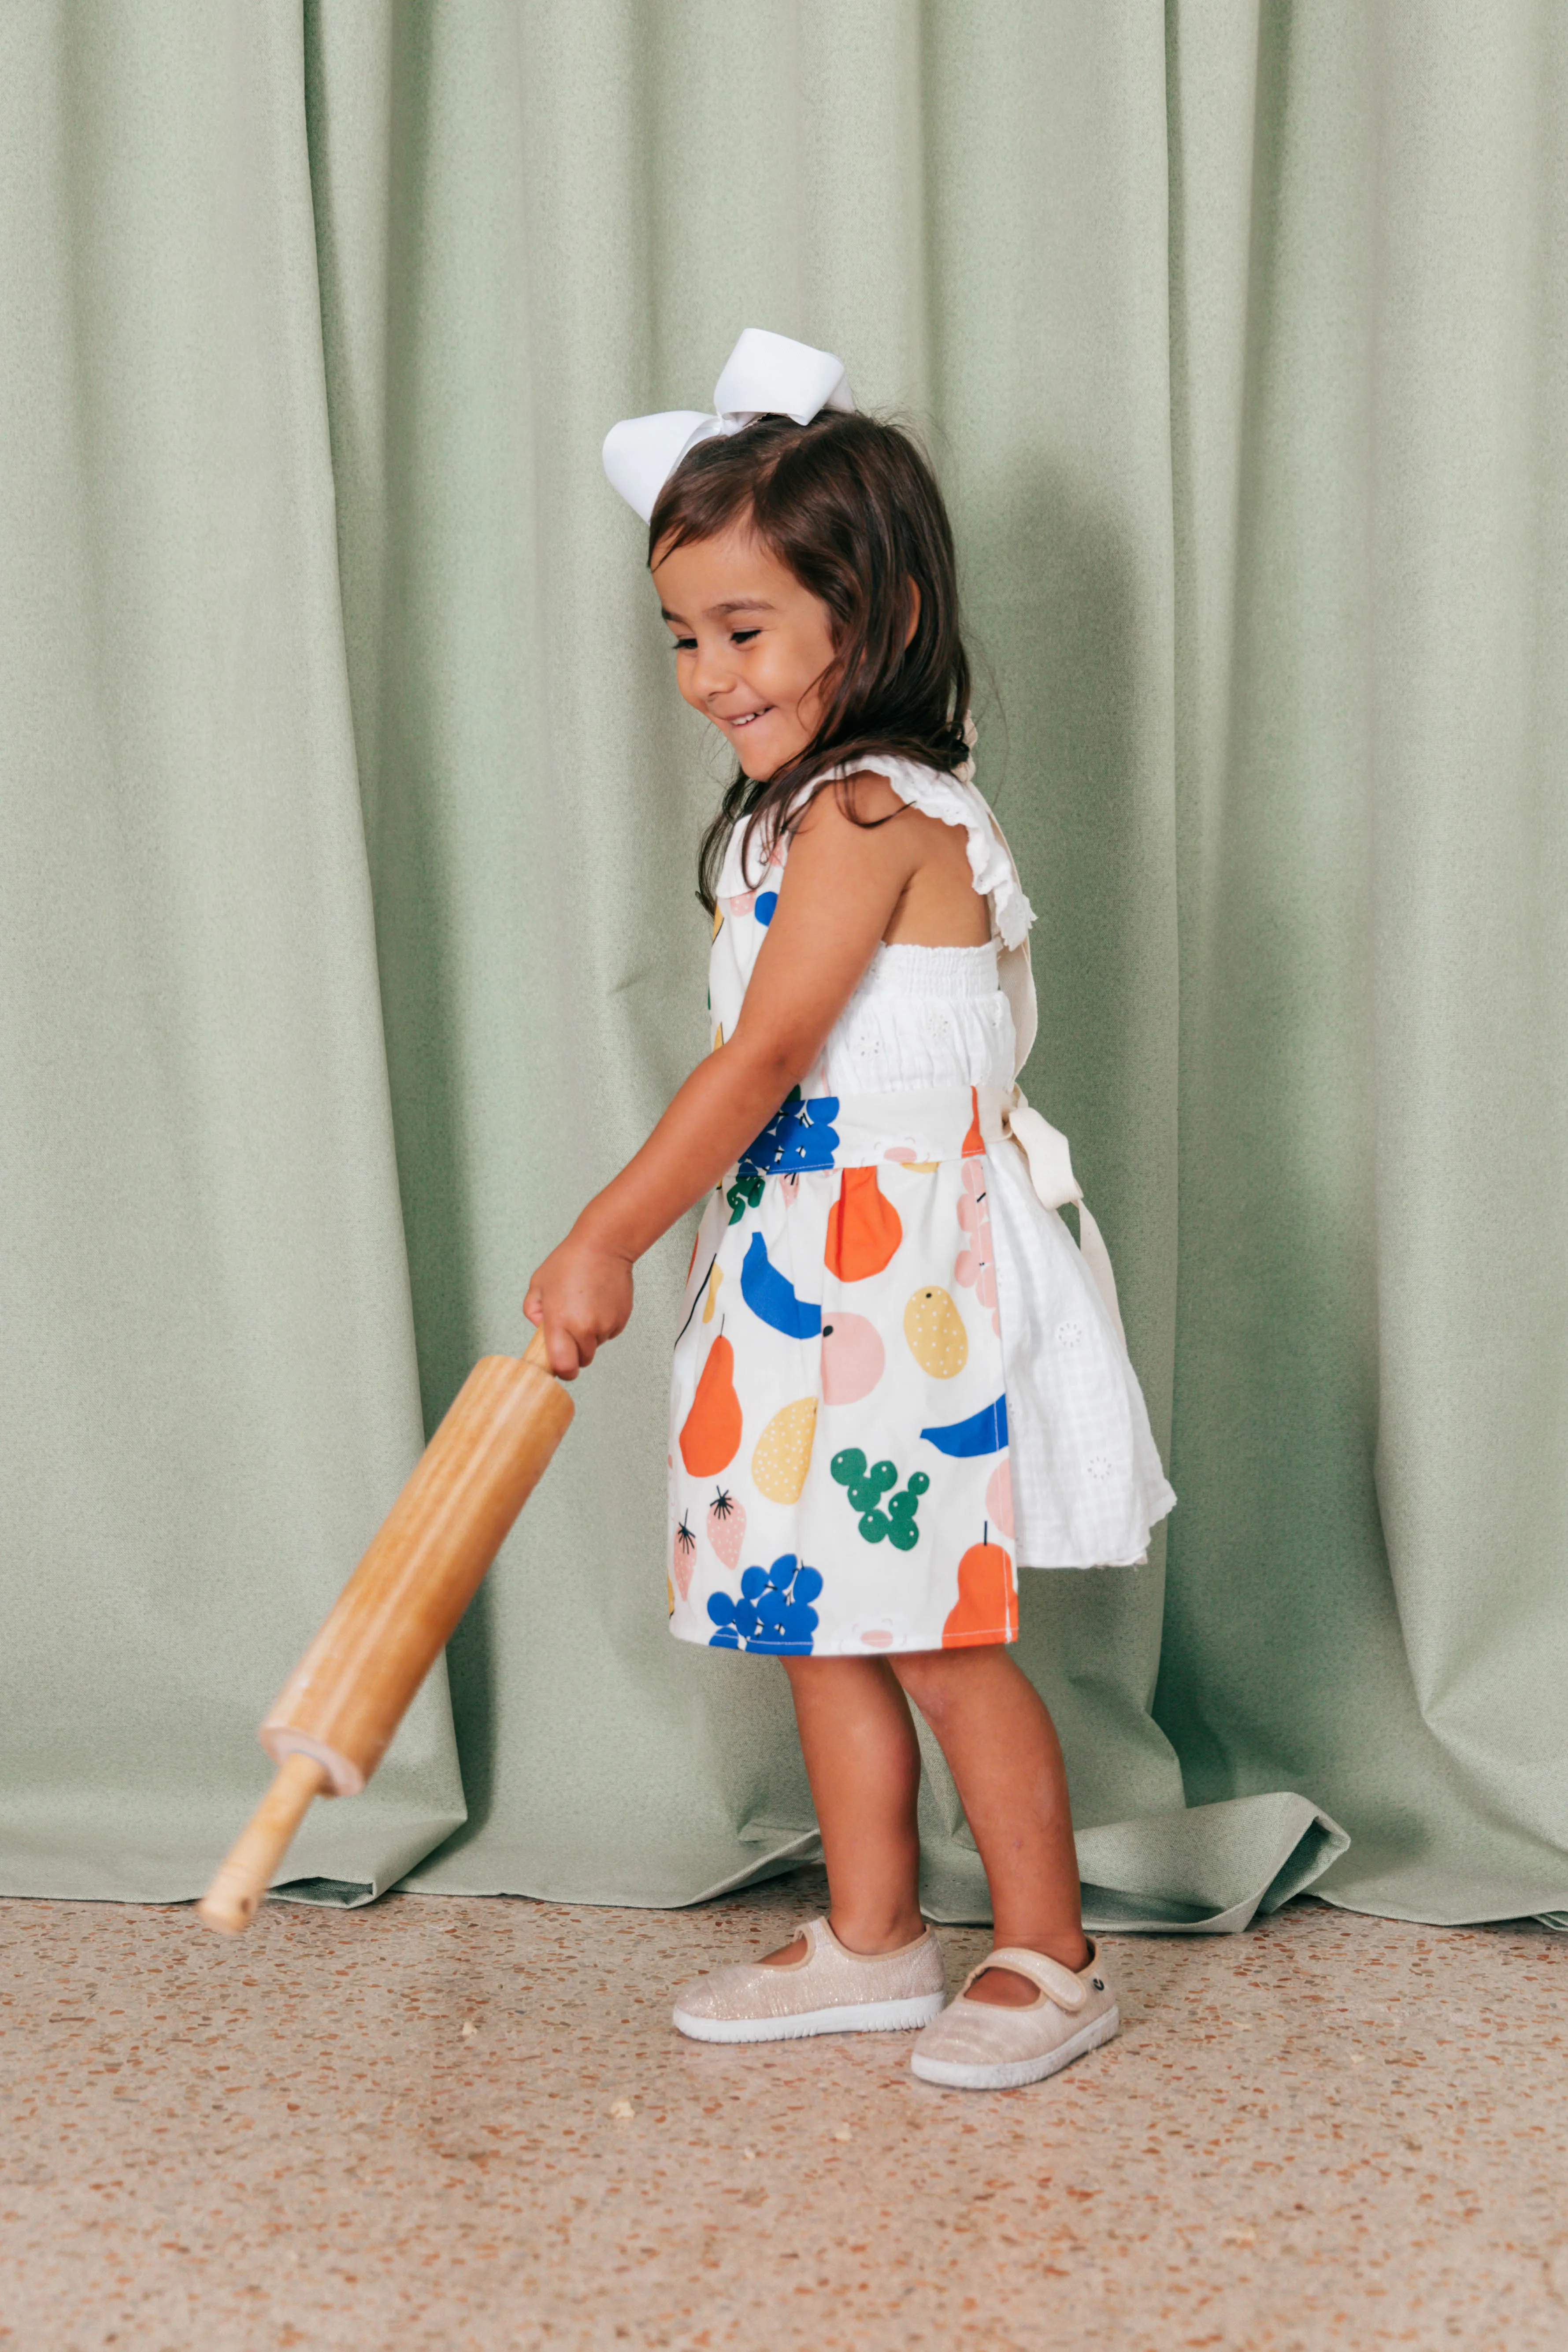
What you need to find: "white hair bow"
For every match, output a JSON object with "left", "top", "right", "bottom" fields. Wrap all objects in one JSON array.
[{"left": 602, "top": 328, "right": 856, "bottom": 524}]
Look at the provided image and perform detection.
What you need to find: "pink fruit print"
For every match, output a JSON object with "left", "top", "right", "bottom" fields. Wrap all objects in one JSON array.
[
  {"left": 820, "top": 1311, "right": 886, "bottom": 1406},
  {"left": 672, "top": 1512, "right": 697, "bottom": 1601},
  {"left": 730, "top": 890, "right": 756, "bottom": 919},
  {"left": 706, "top": 1487, "right": 746, "bottom": 1572},
  {"left": 956, "top": 1159, "right": 1001, "bottom": 1335},
  {"left": 985, "top": 1458, "right": 1015, "bottom": 1540}
]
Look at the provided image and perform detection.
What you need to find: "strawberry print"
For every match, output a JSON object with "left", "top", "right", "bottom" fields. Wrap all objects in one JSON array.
[
  {"left": 706, "top": 1488, "right": 746, "bottom": 1572},
  {"left": 672, "top": 1512, "right": 697, "bottom": 1601}
]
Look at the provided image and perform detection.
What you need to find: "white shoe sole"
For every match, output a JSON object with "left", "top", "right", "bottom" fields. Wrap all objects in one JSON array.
[
  {"left": 910, "top": 2003, "right": 1121, "bottom": 2089},
  {"left": 673, "top": 1990, "right": 947, "bottom": 2044}
]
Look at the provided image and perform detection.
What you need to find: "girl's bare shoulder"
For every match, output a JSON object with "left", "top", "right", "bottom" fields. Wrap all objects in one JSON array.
[{"left": 793, "top": 769, "right": 910, "bottom": 837}]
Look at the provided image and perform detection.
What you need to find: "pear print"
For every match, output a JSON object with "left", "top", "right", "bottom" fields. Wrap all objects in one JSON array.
[
  {"left": 706, "top": 1488, "right": 745, "bottom": 1571},
  {"left": 943, "top": 1526, "right": 1017, "bottom": 1646},
  {"left": 752, "top": 1397, "right": 818, "bottom": 1504},
  {"left": 824, "top": 1166, "right": 903, "bottom": 1280},
  {"left": 819, "top": 1311, "right": 885, "bottom": 1406},
  {"left": 679, "top": 1332, "right": 742, "bottom": 1476},
  {"left": 903, "top": 1286, "right": 968, "bottom": 1378}
]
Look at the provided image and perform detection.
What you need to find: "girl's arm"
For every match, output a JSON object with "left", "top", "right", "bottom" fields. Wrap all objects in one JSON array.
[{"left": 524, "top": 779, "right": 926, "bottom": 1377}]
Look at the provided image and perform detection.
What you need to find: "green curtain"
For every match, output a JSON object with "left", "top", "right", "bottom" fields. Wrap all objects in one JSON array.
[{"left": 3, "top": 0, "right": 1563, "bottom": 1934}]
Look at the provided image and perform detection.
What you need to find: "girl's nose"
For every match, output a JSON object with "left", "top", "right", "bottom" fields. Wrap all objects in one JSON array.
[{"left": 689, "top": 637, "right": 735, "bottom": 703}]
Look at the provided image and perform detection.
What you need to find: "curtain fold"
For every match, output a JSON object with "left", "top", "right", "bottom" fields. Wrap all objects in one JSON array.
[
  {"left": 0, "top": 0, "right": 464, "bottom": 1898},
  {"left": 1, "top": 0, "right": 1562, "bottom": 1931}
]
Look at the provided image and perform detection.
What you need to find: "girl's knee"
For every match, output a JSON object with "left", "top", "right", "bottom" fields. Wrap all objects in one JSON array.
[
  {"left": 893, "top": 1642, "right": 1023, "bottom": 1722},
  {"left": 890, "top": 1646, "right": 968, "bottom": 1719}
]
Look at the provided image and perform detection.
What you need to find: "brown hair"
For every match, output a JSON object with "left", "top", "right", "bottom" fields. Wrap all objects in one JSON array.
[{"left": 647, "top": 410, "right": 974, "bottom": 912}]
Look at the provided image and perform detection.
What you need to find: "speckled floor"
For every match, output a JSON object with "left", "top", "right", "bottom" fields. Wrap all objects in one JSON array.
[{"left": 0, "top": 1875, "right": 1562, "bottom": 2351}]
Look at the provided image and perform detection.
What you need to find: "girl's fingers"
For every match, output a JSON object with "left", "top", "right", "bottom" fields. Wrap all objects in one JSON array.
[
  {"left": 545, "top": 1313, "right": 608, "bottom": 1381},
  {"left": 537, "top": 1313, "right": 578, "bottom": 1379}
]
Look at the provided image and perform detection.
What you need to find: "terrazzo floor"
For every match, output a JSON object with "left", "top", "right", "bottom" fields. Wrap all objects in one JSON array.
[{"left": 0, "top": 1873, "right": 1562, "bottom": 2350}]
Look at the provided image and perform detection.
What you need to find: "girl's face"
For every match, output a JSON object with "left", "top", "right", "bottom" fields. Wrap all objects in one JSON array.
[{"left": 652, "top": 520, "right": 837, "bottom": 779}]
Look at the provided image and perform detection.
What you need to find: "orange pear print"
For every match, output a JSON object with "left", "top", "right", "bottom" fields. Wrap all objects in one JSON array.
[
  {"left": 942, "top": 1525, "right": 1018, "bottom": 1647},
  {"left": 824, "top": 1166, "right": 903, "bottom": 1281},
  {"left": 679, "top": 1332, "right": 743, "bottom": 1477}
]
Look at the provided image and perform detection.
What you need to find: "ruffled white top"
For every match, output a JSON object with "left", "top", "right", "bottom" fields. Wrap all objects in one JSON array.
[{"left": 717, "top": 758, "right": 1175, "bottom": 1570}]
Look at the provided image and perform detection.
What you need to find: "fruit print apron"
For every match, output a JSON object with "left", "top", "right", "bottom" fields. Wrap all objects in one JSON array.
[{"left": 670, "top": 1084, "right": 1022, "bottom": 1655}]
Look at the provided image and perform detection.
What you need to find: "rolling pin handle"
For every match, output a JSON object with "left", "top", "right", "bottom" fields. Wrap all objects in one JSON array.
[{"left": 196, "top": 1752, "right": 331, "bottom": 1936}]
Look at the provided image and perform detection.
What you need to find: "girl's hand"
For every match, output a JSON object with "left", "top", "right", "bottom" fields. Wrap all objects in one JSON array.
[{"left": 523, "top": 1228, "right": 634, "bottom": 1380}]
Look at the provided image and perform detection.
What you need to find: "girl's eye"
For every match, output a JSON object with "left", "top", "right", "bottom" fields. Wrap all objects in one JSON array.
[
  {"left": 730, "top": 629, "right": 760, "bottom": 645},
  {"left": 670, "top": 636, "right": 697, "bottom": 652}
]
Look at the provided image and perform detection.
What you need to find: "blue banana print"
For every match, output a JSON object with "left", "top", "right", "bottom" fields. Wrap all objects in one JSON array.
[
  {"left": 741, "top": 1230, "right": 822, "bottom": 1339},
  {"left": 919, "top": 1395, "right": 1008, "bottom": 1458}
]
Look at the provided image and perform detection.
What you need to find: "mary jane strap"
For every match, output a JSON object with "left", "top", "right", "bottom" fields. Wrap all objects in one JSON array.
[{"left": 960, "top": 1944, "right": 1094, "bottom": 2011}]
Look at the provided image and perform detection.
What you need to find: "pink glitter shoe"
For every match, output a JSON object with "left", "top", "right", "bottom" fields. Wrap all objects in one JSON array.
[
  {"left": 672, "top": 1916, "right": 947, "bottom": 2044},
  {"left": 910, "top": 1942, "right": 1120, "bottom": 2090}
]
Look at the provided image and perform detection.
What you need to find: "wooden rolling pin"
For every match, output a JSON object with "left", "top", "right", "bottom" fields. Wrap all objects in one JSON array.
[{"left": 197, "top": 1332, "right": 573, "bottom": 1934}]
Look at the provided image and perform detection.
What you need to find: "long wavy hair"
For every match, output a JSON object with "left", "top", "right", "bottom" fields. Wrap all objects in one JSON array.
[{"left": 647, "top": 410, "right": 974, "bottom": 913}]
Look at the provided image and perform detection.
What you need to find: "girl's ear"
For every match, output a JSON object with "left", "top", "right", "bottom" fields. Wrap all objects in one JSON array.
[{"left": 904, "top": 579, "right": 922, "bottom": 649}]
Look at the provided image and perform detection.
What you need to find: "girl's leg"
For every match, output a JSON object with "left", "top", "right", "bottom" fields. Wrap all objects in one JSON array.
[
  {"left": 891, "top": 1646, "right": 1090, "bottom": 2005},
  {"left": 759, "top": 1655, "right": 925, "bottom": 1963}
]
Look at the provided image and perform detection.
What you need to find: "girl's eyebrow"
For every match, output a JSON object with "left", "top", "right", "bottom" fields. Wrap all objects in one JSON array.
[{"left": 660, "top": 597, "right": 778, "bottom": 623}]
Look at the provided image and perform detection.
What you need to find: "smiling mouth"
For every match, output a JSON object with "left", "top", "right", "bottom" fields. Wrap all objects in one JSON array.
[{"left": 719, "top": 706, "right": 771, "bottom": 727}]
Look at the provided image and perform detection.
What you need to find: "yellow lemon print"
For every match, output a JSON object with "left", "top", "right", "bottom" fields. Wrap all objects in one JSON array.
[
  {"left": 752, "top": 1398, "right": 818, "bottom": 1503},
  {"left": 904, "top": 1286, "right": 969, "bottom": 1378}
]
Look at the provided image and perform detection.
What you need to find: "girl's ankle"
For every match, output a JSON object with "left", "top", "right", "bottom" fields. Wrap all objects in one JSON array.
[
  {"left": 758, "top": 1912, "right": 927, "bottom": 1970},
  {"left": 988, "top": 1932, "right": 1092, "bottom": 1976},
  {"left": 826, "top": 1911, "right": 928, "bottom": 1957}
]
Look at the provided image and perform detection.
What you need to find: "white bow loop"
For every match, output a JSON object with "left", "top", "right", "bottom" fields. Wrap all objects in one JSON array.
[
  {"left": 1004, "top": 1088, "right": 1127, "bottom": 1347},
  {"left": 602, "top": 328, "right": 856, "bottom": 523}
]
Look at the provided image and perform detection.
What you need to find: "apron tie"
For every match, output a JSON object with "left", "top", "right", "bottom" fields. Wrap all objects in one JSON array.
[{"left": 1000, "top": 1087, "right": 1127, "bottom": 1347}]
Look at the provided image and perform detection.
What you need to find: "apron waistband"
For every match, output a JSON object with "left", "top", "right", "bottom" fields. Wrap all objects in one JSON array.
[{"left": 734, "top": 1083, "right": 1127, "bottom": 1345}]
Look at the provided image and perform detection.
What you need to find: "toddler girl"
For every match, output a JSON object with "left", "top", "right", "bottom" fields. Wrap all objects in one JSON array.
[{"left": 525, "top": 330, "right": 1174, "bottom": 2091}]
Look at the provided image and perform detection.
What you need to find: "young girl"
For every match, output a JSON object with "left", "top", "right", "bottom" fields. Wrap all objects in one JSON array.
[{"left": 526, "top": 330, "right": 1174, "bottom": 2092}]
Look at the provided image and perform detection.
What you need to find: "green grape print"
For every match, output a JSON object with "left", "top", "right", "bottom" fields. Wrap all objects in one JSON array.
[
  {"left": 725, "top": 1166, "right": 765, "bottom": 1225},
  {"left": 830, "top": 1451, "right": 930, "bottom": 1548}
]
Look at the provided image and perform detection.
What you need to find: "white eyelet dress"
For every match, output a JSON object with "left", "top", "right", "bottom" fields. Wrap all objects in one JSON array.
[{"left": 666, "top": 758, "right": 1175, "bottom": 1656}]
